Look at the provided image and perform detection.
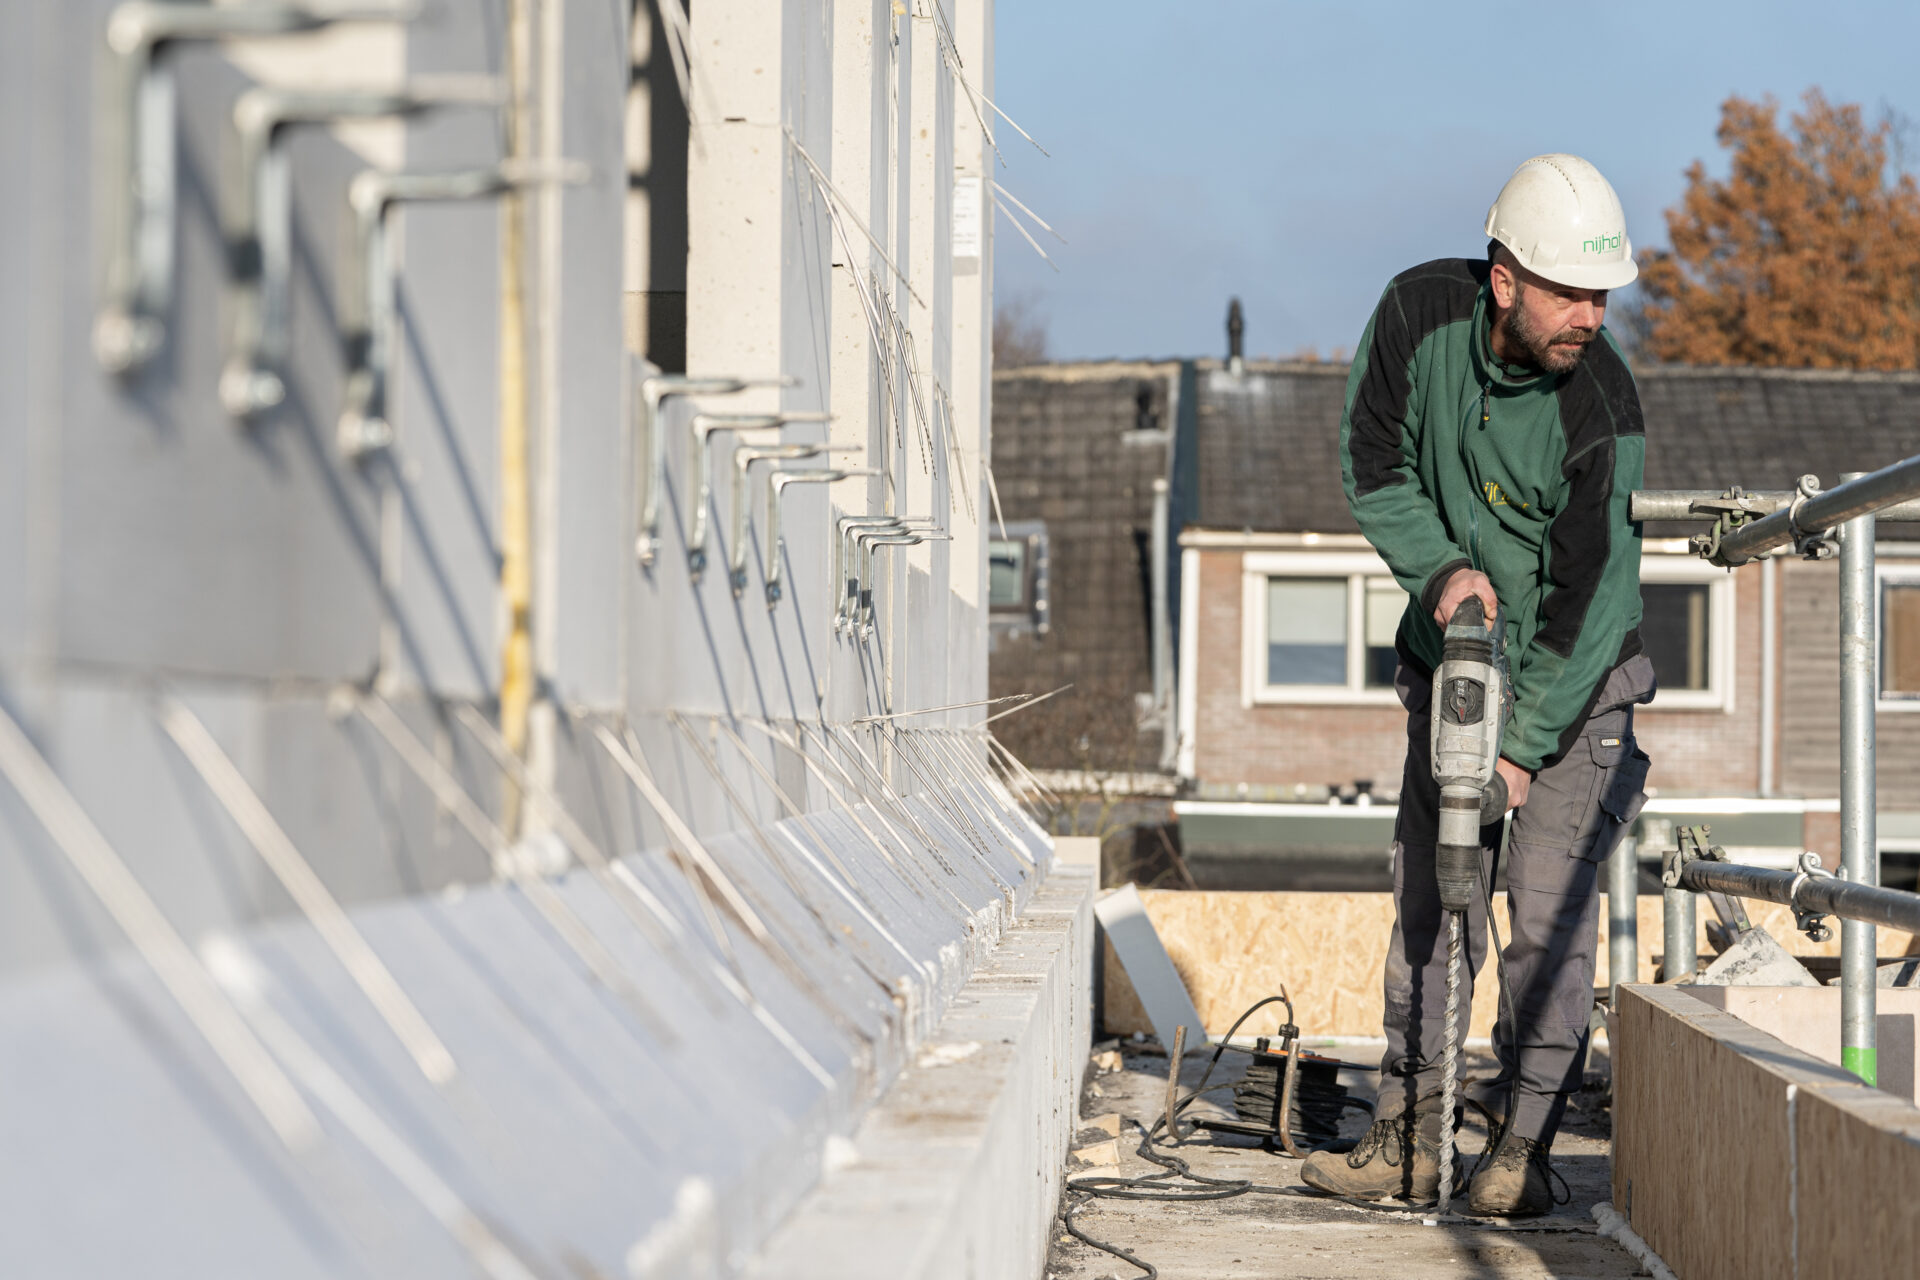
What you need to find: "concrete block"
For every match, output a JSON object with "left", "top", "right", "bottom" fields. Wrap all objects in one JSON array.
[
  {"left": 1613, "top": 984, "right": 1920, "bottom": 1280},
  {"left": 1681, "top": 985, "right": 1920, "bottom": 1103},
  {"left": 743, "top": 865, "right": 1093, "bottom": 1280}
]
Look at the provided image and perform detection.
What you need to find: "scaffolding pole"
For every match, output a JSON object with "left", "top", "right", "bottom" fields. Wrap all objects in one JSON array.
[
  {"left": 1838, "top": 481, "right": 1878, "bottom": 1084},
  {"left": 1607, "top": 834, "right": 1638, "bottom": 1002}
]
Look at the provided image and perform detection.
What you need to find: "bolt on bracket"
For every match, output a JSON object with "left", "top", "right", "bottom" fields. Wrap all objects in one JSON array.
[
  {"left": 633, "top": 374, "right": 792, "bottom": 567},
  {"left": 857, "top": 532, "right": 953, "bottom": 638},
  {"left": 765, "top": 466, "right": 878, "bottom": 607},
  {"left": 94, "top": 0, "right": 416, "bottom": 377},
  {"left": 685, "top": 412, "right": 830, "bottom": 577},
  {"left": 337, "top": 159, "right": 588, "bottom": 460},
  {"left": 221, "top": 77, "right": 504, "bottom": 421}
]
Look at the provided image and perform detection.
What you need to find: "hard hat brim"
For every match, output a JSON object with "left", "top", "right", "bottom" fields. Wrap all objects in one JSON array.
[{"left": 1525, "top": 256, "right": 1639, "bottom": 292}]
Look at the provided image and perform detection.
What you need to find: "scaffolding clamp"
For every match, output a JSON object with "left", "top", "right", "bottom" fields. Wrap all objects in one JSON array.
[
  {"left": 1661, "top": 823, "right": 1721, "bottom": 888},
  {"left": 1789, "top": 849, "right": 1836, "bottom": 944}
]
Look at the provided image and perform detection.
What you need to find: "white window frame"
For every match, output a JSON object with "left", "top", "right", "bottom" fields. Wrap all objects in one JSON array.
[
  {"left": 1241, "top": 551, "right": 1404, "bottom": 706},
  {"left": 1240, "top": 549, "right": 1736, "bottom": 711},
  {"left": 1639, "top": 554, "right": 1737, "bottom": 712},
  {"left": 1875, "top": 560, "right": 1920, "bottom": 712}
]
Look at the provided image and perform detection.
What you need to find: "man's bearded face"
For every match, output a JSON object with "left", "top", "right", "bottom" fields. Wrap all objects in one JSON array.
[{"left": 1500, "top": 281, "right": 1599, "bottom": 374}]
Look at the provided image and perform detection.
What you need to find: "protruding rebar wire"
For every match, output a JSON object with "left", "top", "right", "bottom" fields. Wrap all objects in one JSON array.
[
  {"left": 156, "top": 695, "right": 457, "bottom": 1086},
  {"left": 853, "top": 691, "right": 1046, "bottom": 724},
  {"left": 785, "top": 129, "right": 924, "bottom": 308},
  {"left": 981, "top": 681, "right": 1073, "bottom": 726},
  {"left": 591, "top": 724, "right": 772, "bottom": 945},
  {"left": 796, "top": 153, "right": 907, "bottom": 475},
  {"left": 921, "top": 1, "right": 1048, "bottom": 160},
  {"left": 445, "top": 705, "right": 728, "bottom": 1014},
  {"left": 991, "top": 180, "right": 1067, "bottom": 245},
  {"left": 734, "top": 718, "right": 948, "bottom": 911},
  {"left": 201, "top": 935, "right": 546, "bottom": 1280},
  {"left": 986, "top": 730, "right": 1062, "bottom": 816},
  {"left": 985, "top": 456, "right": 1009, "bottom": 539},
  {"left": 710, "top": 718, "right": 936, "bottom": 985},
  {"left": 353, "top": 694, "right": 678, "bottom": 1045},
  {"left": 668, "top": 715, "right": 902, "bottom": 1000},
  {"left": 992, "top": 186, "right": 1061, "bottom": 271},
  {"left": 0, "top": 701, "right": 319, "bottom": 1150},
  {"left": 915, "top": 728, "right": 1038, "bottom": 874},
  {"left": 655, "top": 0, "right": 694, "bottom": 119},
  {"left": 875, "top": 286, "right": 937, "bottom": 475},
  {"left": 744, "top": 718, "right": 974, "bottom": 917},
  {"left": 935, "top": 381, "right": 977, "bottom": 522},
  {"left": 595, "top": 721, "right": 858, "bottom": 1086},
  {"left": 883, "top": 726, "right": 1001, "bottom": 872},
  {"left": 814, "top": 723, "right": 960, "bottom": 880},
  {"left": 909, "top": 727, "right": 1034, "bottom": 874}
]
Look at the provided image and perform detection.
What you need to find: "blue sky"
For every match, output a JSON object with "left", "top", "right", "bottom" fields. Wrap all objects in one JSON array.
[{"left": 990, "top": 0, "right": 1920, "bottom": 362}]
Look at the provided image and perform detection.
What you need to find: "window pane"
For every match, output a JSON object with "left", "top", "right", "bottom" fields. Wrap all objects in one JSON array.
[
  {"left": 1642, "top": 582, "right": 1710, "bottom": 692},
  {"left": 1267, "top": 578, "right": 1347, "bottom": 685},
  {"left": 1363, "top": 578, "right": 1408, "bottom": 688},
  {"left": 988, "top": 540, "right": 1026, "bottom": 608},
  {"left": 1882, "top": 583, "right": 1920, "bottom": 697}
]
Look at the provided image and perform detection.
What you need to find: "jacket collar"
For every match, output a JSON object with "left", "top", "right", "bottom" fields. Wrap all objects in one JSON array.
[{"left": 1472, "top": 281, "right": 1555, "bottom": 393}]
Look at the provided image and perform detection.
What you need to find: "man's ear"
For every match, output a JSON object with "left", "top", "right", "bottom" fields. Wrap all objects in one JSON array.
[{"left": 1489, "top": 259, "right": 1518, "bottom": 310}]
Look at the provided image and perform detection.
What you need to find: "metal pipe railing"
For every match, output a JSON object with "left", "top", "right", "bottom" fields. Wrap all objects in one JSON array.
[
  {"left": 1636, "top": 457, "right": 1920, "bottom": 1085},
  {"left": 1629, "top": 490, "right": 1920, "bottom": 523},
  {"left": 1630, "top": 454, "right": 1920, "bottom": 566},
  {"left": 1675, "top": 860, "right": 1920, "bottom": 938}
]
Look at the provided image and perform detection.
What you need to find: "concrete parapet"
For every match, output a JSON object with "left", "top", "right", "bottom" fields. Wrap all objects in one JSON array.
[
  {"left": 1613, "top": 983, "right": 1920, "bottom": 1280},
  {"left": 745, "top": 864, "right": 1095, "bottom": 1280}
]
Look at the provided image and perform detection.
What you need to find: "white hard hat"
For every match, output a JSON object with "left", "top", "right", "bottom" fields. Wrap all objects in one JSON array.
[{"left": 1484, "top": 154, "right": 1637, "bottom": 291}]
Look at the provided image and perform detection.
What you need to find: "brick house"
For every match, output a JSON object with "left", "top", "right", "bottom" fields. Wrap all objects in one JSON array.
[
  {"left": 990, "top": 353, "right": 1920, "bottom": 888},
  {"left": 1174, "top": 362, "right": 1920, "bottom": 885}
]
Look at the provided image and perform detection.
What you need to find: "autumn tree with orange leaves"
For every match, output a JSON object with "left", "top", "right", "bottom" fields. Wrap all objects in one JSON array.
[{"left": 1635, "top": 90, "right": 1920, "bottom": 370}]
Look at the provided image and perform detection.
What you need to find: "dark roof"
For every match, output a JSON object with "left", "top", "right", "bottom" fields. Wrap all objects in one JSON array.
[{"left": 1190, "top": 360, "right": 1920, "bottom": 537}]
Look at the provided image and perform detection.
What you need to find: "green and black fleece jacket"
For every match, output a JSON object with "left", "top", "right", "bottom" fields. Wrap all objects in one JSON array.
[{"left": 1338, "top": 257, "right": 1645, "bottom": 773}]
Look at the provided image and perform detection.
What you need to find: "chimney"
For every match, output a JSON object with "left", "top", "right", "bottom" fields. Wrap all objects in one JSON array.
[{"left": 1226, "top": 297, "right": 1245, "bottom": 376}]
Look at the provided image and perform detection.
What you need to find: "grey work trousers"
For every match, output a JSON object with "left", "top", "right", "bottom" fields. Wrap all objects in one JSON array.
[{"left": 1377, "top": 653, "right": 1655, "bottom": 1145}]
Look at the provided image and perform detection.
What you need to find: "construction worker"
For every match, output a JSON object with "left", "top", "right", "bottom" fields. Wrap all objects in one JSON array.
[{"left": 1303, "top": 154, "right": 1656, "bottom": 1217}]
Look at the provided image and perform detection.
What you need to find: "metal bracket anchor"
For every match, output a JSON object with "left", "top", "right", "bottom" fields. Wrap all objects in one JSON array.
[
  {"left": 633, "top": 374, "right": 791, "bottom": 568},
  {"left": 856, "top": 531, "right": 952, "bottom": 638},
  {"left": 725, "top": 444, "right": 859, "bottom": 595},
  {"left": 337, "top": 160, "right": 587, "bottom": 460},
  {"left": 685, "top": 412, "right": 830, "bottom": 577},
  {"left": 221, "top": 78, "right": 504, "bottom": 420},
  {"left": 765, "top": 467, "right": 878, "bottom": 607},
  {"left": 94, "top": 0, "right": 415, "bottom": 376},
  {"left": 833, "top": 515, "right": 910, "bottom": 631}
]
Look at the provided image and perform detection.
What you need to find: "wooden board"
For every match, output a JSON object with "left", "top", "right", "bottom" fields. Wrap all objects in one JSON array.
[{"left": 1099, "top": 889, "right": 1920, "bottom": 1040}]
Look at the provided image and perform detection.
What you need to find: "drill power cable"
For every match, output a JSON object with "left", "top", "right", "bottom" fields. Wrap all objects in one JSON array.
[{"left": 1061, "top": 843, "right": 1555, "bottom": 1276}]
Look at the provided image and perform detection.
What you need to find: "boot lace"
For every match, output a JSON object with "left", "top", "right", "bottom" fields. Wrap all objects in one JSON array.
[
  {"left": 1344, "top": 1116, "right": 1411, "bottom": 1170},
  {"left": 1488, "top": 1135, "right": 1572, "bottom": 1205}
]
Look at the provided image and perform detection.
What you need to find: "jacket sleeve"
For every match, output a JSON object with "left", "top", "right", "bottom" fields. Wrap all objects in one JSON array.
[
  {"left": 1502, "top": 350, "right": 1646, "bottom": 772},
  {"left": 1340, "top": 284, "right": 1473, "bottom": 610}
]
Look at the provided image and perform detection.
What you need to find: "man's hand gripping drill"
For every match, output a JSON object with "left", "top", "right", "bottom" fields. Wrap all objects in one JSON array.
[{"left": 1428, "top": 593, "right": 1512, "bottom": 1215}]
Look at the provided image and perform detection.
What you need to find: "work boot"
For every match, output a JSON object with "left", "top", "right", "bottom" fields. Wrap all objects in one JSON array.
[
  {"left": 1467, "top": 1134, "right": 1555, "bottom": 1217},
  {"left": 1299, "top": 1108, "right": 1448, "bottom": 1202}
]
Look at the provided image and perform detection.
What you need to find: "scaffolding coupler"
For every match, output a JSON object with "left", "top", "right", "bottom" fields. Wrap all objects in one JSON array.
[
  {"left": 1688, "top": 478, "right": 1837, "bottom": 568},
  {"left": 1663, "top": 824, "right": 1834, "bottom": 943}
]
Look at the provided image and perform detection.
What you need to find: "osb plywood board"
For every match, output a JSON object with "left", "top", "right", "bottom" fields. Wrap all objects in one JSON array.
[
  {"left": 1613, "top": 987, "right": 1810, "bottom": 1280},
  {"left": 1794, "top": 1084, "right": 1920, "bottom": 1277},
  {"left": 1098, "top": 890, "right": 1919, "bottom": 1041}
]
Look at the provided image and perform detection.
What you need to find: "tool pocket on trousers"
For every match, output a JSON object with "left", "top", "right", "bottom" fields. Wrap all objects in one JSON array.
[{"left": 1582, "top": 739, "right": 1650, "bottom": 863}]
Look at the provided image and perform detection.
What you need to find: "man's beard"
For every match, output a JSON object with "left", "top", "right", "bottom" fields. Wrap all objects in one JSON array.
[{"left": 1500, "top": 295, "right": 1596, "bottom": 374}]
